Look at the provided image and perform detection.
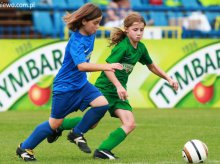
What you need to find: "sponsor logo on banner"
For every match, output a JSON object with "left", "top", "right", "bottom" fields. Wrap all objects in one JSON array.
[
  {"left": 0, "top": 42, "right": 66, "bottom": 112},
  {"left": 150, "top": 43, "right": 220, "bottom": 108}
]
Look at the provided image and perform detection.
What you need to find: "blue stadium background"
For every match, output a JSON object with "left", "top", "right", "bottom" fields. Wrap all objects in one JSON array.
[{"left": 0, "top": 0, "right": 219, "bottom": 39}]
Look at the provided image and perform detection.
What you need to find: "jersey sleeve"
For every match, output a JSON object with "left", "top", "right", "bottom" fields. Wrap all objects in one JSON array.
[
  {"left": 106, "top": 44, "right": 126, "bottom": 63},
  {"left": 139, "top": 44, "right": 153, "bottom": 65},
  {"left": 69, "top": 40, "right": 87, "bottom": 66}
]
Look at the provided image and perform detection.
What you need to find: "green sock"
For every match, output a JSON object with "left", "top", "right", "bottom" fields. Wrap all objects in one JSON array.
[
  {"left": 98, "top": 127, "right": 126, "bottom": 151},
  {"left": 60, "top": 117, "right": 82, "bottom": 130}
]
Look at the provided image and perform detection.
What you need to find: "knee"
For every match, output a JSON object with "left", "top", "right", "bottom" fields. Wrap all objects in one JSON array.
[{"left": 123, "top": 122, "right": 136, "bottom": 133}]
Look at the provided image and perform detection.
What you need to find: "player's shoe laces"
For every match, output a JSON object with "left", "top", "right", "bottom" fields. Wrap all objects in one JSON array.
[
  {"left": 47, "top": 129, "right": 62, "bottom": 143},
  {"left": 16, "top": 144, "right": 36, "bottom": 161},
  {"left": 67, "top": 130, "right": 91, "bottom": 153},
  {"left": 93, "top": 149, "right": 119, "bottom": 160}
]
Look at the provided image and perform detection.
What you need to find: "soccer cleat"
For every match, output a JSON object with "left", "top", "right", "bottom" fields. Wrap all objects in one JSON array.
[
  {"left": 93, "top": 149, "right": 118, "bottom": 160},
  {"left": 16, "top": 144, "right": 36, "bottom": 161},
  {"left": 47, "top": 129, "right": 63, "bottom": 143},
  {"left": 67, "top": 130, "right": 91, "bottom": 153}
]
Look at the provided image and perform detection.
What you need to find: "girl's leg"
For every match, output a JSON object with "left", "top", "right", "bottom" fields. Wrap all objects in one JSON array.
[
  {"left": 47, "top": 117, "right": 100, "bottom": 144},
  {"left": 73, "top": 96, "right": 109, "bottom": 135},
  {"left": 67, "top": 96, "right": 108, "bottom": 153},
  {"left": 115, "top": 109, "right": 136, "bottom": 135},
  {"left": 16, "top": 118, "right": 63, "bottom": 161},
  {"left": 47, "top": 117, "right": 82, "bottom": 143},
  {"left": 21, "top": 118, "right": 63, "bottom": 149},
  {"left": 98, "top": 109, "right": 135, "bottom": 150},
  {"left": 94, "top": 109, "right": 135, "bottom": 159}
]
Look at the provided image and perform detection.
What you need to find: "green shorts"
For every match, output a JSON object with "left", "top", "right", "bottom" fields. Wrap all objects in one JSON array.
[{"left": 103, "top": 93, "right": 132, "bottom": 118}]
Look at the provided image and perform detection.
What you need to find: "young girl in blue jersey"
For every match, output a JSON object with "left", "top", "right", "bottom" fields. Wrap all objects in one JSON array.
[{"left": 16, "top": 3, "right": 122, "bottom": 161}]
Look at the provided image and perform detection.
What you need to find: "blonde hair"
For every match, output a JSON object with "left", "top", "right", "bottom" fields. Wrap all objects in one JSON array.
[
  {"left": 109, "top": 12, "right": 146, "bottom": 47},
  {"left": 63, "top": 3, "right": 102, "bottom": 31}
]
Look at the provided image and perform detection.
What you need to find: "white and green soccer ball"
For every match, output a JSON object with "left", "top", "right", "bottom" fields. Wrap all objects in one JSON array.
[{"left": 182, "top": 139, "right": 208, "bottom": 163}]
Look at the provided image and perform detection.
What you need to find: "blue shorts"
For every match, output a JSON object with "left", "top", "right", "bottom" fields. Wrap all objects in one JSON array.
[{"left": 51, "top": 82, "right": 103, "bottom": 119}]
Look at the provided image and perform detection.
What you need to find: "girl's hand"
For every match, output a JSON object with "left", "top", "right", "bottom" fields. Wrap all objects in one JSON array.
[
  {"left": 106, "top": 63, "right": 123, "bottom": 72},
  {"left": 168, "top": 79, "right": 179, "bottom": 91},
  {"left": 116, "top": 85, "right": 128, "bottom": 101}
]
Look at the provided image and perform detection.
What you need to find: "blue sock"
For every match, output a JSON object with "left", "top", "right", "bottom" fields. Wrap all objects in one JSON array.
[
  {"left": 74, "top": 105, "right": 109, "bottom": 135},
  {"left": 21, "top": 121, "right": 53, "bottom": 149}
]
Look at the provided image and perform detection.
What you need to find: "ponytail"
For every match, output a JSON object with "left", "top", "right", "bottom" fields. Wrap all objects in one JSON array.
[{"left": 109, "top": 27, "right": 126, "bottom": 47}]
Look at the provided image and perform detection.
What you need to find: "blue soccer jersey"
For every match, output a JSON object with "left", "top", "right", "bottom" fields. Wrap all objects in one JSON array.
[{"left": 53, "top": 31, "right": 95, "bottom": 92}]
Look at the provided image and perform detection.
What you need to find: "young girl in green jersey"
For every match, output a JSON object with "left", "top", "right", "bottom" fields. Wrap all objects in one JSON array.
[
  {"left": 93, "top": 12, "right": 178, "bottom": 159},
  {"left": 47, "top": 12, "right": 178, "bottom": 159}
]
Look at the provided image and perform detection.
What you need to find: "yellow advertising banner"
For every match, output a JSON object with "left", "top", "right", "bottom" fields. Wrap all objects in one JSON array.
[{"left": 0, "top": 39, "right": 219, "bottom": 111}]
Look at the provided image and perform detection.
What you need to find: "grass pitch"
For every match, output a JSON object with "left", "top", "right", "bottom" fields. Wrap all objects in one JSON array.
[{"left": 0, "top": 108, "right": 219, "bottom": 164}]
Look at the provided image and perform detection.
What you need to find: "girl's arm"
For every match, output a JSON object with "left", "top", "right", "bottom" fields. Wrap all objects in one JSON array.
[
  {"left": 78, "top": 62, "right": 122, "bottom": 72},
  {"left": 104, "top": 71, "right": 128, "bottom": 101},
  {"left": 147, "top": 63, "right": 179, "bottom": 91}
]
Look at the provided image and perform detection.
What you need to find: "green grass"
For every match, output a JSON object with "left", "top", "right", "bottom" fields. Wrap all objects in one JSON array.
[{"left": 0, "top": 108, "right": 219, "bottom": 164}]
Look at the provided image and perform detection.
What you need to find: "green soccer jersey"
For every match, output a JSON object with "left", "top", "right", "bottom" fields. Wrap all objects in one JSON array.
[{"left": 95, "top": 37, "right": 153, "bottom": 94}]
